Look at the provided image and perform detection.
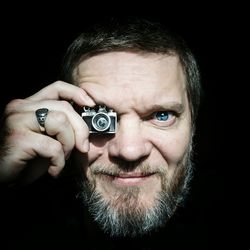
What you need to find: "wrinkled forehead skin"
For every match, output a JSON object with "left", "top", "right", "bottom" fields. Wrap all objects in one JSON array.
[{"left": 74, "top": 52, "right": 190, "bottom": 120}]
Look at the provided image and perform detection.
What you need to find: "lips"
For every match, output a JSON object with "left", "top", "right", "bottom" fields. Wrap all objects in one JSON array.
[
  {"left": 115, "top": 172, "right": 155, "bottom": 178},
  {"left": 103, "top": 172, "right": 156, "bottom": 186}
]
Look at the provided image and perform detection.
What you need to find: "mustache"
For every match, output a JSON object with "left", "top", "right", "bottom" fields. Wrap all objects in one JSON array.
[{"left": 90, "top": 161, "right": 166, "bottom": 177}]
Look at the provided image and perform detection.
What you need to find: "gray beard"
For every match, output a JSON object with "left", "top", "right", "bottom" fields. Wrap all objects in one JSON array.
[{"left": 76, "top": 152, "right": 193, "bottom": 237}]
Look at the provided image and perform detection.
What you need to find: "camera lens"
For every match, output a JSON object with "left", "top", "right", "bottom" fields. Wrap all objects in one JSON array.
[{"left": 92, "top": 113, "right": 111, "bottom": 132}]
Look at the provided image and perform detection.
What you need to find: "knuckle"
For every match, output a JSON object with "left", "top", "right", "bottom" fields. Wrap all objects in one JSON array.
[
  {"left": 52, "top": 111, "right": 69, "bottom": 125},
  {"left": 53, "top": 80, "right": 66, "bottom": 88},
  {"left": 5, "top": 113, "right": 23, "bottom": 130},
  {"left": 60, "top": 100, "right": 72, "bottom": 109},
  {"left": 6, "top": 130, "right": 26, "bottom": 143},
  {"left": 5, "top": 99, "right": 26, "bottom": 115},
  {"left": 47, "top": 140, "right": 62, "bottom": 155},
  {"left": 54, "top": 80, "right": 62, "bottom": 86}
]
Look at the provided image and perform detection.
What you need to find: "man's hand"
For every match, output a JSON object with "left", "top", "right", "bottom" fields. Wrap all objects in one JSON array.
[{"left": 0, "top": 81, "right": 95, "bottom": 184}]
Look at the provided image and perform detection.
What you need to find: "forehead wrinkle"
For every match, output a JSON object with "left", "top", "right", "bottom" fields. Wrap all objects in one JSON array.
[
  {"left": 76, "top": 52, "right": 187, "bottom": 114},
  {"left": 79, "top": 80, "right": 144, "bottom": 114},
  {"left": 77, "top": 73, "right": 186, "bottom": 112},
  {"left": 80, "top": 80, "right": 186, "bottom": 118},
  {"left": 75, "top": 52, "right": 182, "bottom": 85}
]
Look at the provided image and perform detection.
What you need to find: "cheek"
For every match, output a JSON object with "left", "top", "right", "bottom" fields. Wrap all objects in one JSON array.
[
  {"left": 86, "top": 124, "right": 191, "bottom": 166},
  {"left": 87, "top": 135, "right": 111, "bottom": 164},
  {"left": 149, "top": 128, "right": 191, "bottom": 165},
  {"left": 87, "top": 144, "right": 104, "bottom": 164}
]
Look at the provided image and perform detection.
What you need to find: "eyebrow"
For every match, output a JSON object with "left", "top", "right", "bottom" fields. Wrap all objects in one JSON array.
[
  {"left": 133, "top": 102, "right": 185, "bottom": 117},
  {"left": 150, "top": 102, "right": 185, "bottom": 113}
]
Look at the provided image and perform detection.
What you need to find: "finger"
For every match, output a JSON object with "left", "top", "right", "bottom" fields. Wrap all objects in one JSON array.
[
  {"left": 8, "top": 129, "right": 66, "bottom": 177},
  {"left": 28, "top": 132, "right": 65, "bottom": 176},
  {"left": 42, "top": 103, "right": 90, "bottom": 153},
  {"left": 42, "top": 107, "right": 90, "bottom": 153},
  {"left": 26, "top": 81, "right": 95, "bottom": 107},
  {"left": 9, "top": 101, "right": 90, "bottom": 153},
  {"left": 43, "top": 110, "right": 75, "bottom": 158}
]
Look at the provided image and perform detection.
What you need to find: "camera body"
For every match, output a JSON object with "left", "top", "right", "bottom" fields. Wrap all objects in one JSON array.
[{"left": 81, "top": 105, "right": 117, "bottom": 134}]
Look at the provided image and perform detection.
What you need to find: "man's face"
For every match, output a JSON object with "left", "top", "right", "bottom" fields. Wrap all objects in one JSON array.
[{"left": 75, "top": 52, "right": 193, "bottom": 236}]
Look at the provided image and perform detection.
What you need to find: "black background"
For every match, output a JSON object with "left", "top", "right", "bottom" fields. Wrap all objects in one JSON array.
[{"left": 0, "top": 4, "right": 246, "bottom": 249}]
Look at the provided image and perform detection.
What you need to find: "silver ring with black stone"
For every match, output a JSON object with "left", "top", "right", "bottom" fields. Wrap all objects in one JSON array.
[{"left": 35, "top": 108, "right": 49, "bottom": 133}]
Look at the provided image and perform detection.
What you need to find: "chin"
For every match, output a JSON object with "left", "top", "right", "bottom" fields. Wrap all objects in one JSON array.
[
  {"left": 78, "top": 175, "right": 183, "bottom": 238},
  {"left": 94, "top": 173, "right": 163, "bottom": 211},
  {"left": 77, "top": 154, "right": 193, "bottom": 237}
]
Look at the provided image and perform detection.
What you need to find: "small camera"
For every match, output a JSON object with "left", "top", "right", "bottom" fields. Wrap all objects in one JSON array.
[{"left": 81, "top": 105, "right": 117, "bottom": 134}]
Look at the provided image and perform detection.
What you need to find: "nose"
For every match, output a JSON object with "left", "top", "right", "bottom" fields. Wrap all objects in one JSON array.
[{"left": 108, "top": 115, "right": 152, "bottom": 162}]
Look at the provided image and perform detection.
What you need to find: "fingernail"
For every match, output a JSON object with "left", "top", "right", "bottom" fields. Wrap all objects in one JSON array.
[
  {"left": 83, "top": 140, "right": 89, "bottom": 152},
  {"left": 84, "top": 95, "right": 95, "bottom": 106}
]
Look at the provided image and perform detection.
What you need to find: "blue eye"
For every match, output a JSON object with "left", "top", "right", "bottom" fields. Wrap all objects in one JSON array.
[{"left": 155, "top": 111, "right": 169, "bottom": 121}]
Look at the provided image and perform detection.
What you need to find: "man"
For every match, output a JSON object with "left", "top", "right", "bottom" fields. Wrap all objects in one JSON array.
[{"left": 0, "top": 18, "right": 201, "bottom": 247}]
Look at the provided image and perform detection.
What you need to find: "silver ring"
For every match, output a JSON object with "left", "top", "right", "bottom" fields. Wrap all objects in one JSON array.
[{"left": 35, "top": 108, "right": 49, "bottom": 132}]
